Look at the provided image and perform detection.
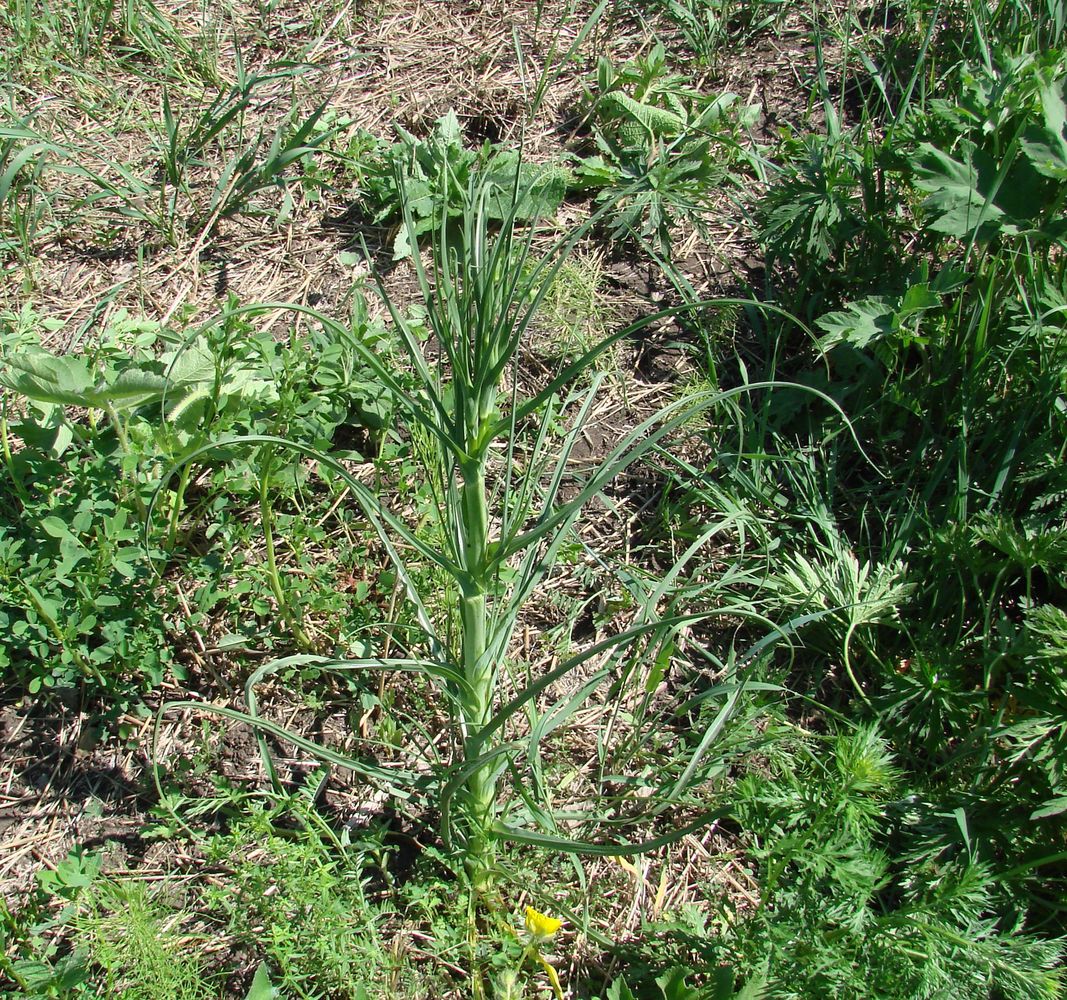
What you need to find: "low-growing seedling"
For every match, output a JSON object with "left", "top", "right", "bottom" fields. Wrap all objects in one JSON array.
[
  {"left": 355, "top": 110, "right": 573, "bottom": 259},
  {"left": 574, "top": 44, "right": 759, "bottom": 256}
]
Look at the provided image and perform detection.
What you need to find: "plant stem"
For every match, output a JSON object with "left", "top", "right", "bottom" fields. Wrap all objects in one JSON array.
[
  {"left": 458, "top": 459, "right": 497, "bottom": 894},
  {"left": 22, "top": 582, "right": 107, "bottom": 688},
  {"left": 260, "top": 446, "right": 313, "bottom": 652},
  {"left": 165, "top": 461, "right": 192, "bottom": 551},
  {"left": 0, "top": 403, "right": 31, "bottom": 509},
  {"left": 104, "top": 403, "right": 150, "bottom": 523}
]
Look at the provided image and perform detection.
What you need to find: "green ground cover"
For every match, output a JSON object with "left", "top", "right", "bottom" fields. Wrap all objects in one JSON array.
[{"left": 0, "top": 0, "right": 1064, "bottom": 996}]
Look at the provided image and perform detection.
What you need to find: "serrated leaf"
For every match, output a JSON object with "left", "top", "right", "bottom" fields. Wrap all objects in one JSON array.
[
  {"left": 392, "top": 224, "right": 413, "bottom": 261},
  {"left": 735, "top": 968, "right": 768, "bottom": 1000},
  {"left": 657, "top": 967, "right": 702, "bottom": 1000},
  {"left": 913, "top": 141, "right": 1006, "bottom": 237},
  {"left": 571, "top": 154, "right": 620, "bottom": 190},
  {"left": 899, "top": 282, "right": 940, "bottom": 315},
  {"left": 1031, "top": 795, "right": 1067, "bottom": 821},
  {"left": 816, "top": 296, "right": 896, "bottom": 352},
  {"left": 1020, "top": 130, "right": 1067, "bottom": 179},
  {"left": 245, "top": 963, "right": 279, "bottom": 1000},
  {"left": 482, "top": 155, "right": 568, "bottom": 221}
]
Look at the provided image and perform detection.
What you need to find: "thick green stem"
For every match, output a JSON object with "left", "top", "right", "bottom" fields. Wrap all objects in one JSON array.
[
  {"left": 165, "top": 461, "right": 192, "bottom": 552},
  {"left": 458, "top": 460, "right": 498, "bottom": 893},
  {"left": 461, "top": 589, "right": 496, "bottom": 889}
]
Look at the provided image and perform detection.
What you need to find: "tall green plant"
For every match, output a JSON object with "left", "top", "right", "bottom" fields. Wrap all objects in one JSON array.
[{"left": 152, "top": 167, "right": 825, "bottom": 921}]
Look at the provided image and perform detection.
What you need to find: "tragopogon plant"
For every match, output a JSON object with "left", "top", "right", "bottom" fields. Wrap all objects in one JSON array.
[{"left": 153, "top": 166, "right": 815, "bottom": 903}]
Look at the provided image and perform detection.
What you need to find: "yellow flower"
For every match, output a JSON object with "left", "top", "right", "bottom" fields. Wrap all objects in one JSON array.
[{"left": 524, "top": 906, "right": 563, "bottom": 942}]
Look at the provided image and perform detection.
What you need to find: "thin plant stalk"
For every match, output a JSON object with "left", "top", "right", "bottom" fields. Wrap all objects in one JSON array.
[
  {"left": 259, "top": 445, "right": 312, "bottom": 652},
  {"left": 0, "top": 400, "right": 31, "bottom": 509}
]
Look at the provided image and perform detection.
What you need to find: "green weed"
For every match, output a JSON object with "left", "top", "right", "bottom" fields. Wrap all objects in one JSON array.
[
  {"left": 644, "top": 0, "right": 789, "bottom": 67},
  {"left": 574, "top": 43, "right": 760, "bottom": 257},
  {"left": 2, "top": 848, "right": 218, "bottom": 998},
  {"left": 0, "top": 293, "right": 393, "bottom": 704},
  {"left": 4, "top": 1, "right": 1067, "bottom": 996},
  {"left": 355, "top": 110, "right": 573, "bottom": 260}
]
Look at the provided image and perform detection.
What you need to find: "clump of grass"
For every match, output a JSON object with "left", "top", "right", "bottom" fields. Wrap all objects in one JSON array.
[
  {"left": 74, "top": 883, "right": 216, "bottom": 1000},
  {"left": 538, "top": 249, "right": 616, "bottom": 357}
]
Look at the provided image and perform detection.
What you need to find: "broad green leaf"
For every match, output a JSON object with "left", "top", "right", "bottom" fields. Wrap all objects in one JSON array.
[
  {"left": 23, "top": 582, "right": 59, "bottom": 621},
  {"left": 0, "top": 348, "right": 95, "bottom": 406},
  {"left": 817, "top": 284, "right": 940, "bottom": 355},
  {"left": 1021, "top": 76, "right": 1067, "bottom": 180},
  {"left": 162, "top": 340, "right": 217, "bottom": 386},
  {"left": 392, "top": 225, "right": 413, "bottom": 260},
  {"left": 483, "top": 154, "right": 569, "bottom": 221},
  {"left": 600, "top": 91, "right": 685, "bottom": 136},
  {"left": 48, "top": 418, "right": 75, "bottom": 459},
  {"left": 899, "top": 282, "right": 940, "bottom": 315},
  {"left": 245, "top": 962, "right": 279, "bottom": 1000},
  {"left": 913, "top": 141, "right": 1006, "bottom": 237},
  {"left": 0, "top": 344, "right": 216, "bottom": 413},
  {"left": 816, "top": 297, "right": 896, "bottom": 352},
  {"left": 39, "top": 516, "right": 72, "bottom": 540},
  {"left": 433, "top": 109, "right": 463, "bottom": 148},
  {"left": 1021, "top": 129, "right": 1067, "bottom": 180},
  {"left": 93, "top": 368, "right": 171, "bottom": 408},
  {"left": 216, "top": 632, "right": 254, "bottom": 651}
]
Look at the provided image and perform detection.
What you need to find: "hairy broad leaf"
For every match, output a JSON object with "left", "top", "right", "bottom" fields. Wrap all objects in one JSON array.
[
  {"left": 815, "top": 283, "right": 939, "bottom": 356},
  {"left": 816, "top": 296, "right": 897, "bottom": 352},
  {"left": 0, "top": 348, "right": 96, "bottom": 406}
]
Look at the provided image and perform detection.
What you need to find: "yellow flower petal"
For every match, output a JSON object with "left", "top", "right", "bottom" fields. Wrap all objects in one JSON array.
[{"left": 524, "top": 905, "right": 563, "bottom": 941}]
